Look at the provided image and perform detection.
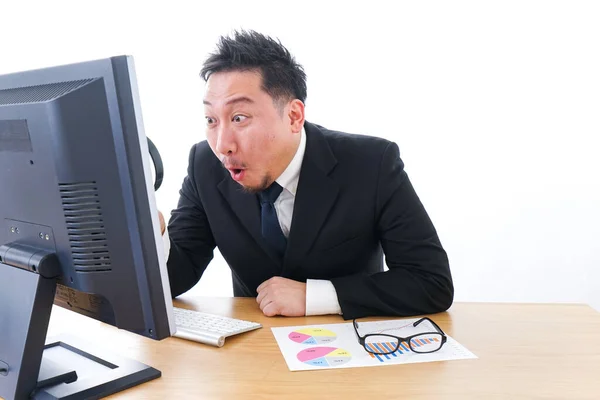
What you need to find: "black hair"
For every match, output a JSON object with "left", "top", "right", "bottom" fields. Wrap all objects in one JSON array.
[{"left": 200, "top": 30, "right": 307, "bottom": 104}]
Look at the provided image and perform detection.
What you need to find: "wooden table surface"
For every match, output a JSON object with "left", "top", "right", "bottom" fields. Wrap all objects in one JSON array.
[{"left": 44, "top": 297, "right": 600, "bottom": 399}]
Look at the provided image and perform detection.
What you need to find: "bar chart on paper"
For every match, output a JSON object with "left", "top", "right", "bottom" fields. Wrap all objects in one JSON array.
[{"left": 365, "top": 337, "right": 442, "bottom": 363}]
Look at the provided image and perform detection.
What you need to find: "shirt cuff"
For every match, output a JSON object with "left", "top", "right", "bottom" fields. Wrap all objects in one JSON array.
[
  {"left": 305, "top": 279, "right": 342, "bottom": 316},
  {"left": 162, "top": 226, "right": 171, "bottom": 262}
]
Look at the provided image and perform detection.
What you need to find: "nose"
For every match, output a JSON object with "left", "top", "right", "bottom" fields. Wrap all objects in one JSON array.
[{"left": 215, "top": 124, "right": 237, "bottom": 156}]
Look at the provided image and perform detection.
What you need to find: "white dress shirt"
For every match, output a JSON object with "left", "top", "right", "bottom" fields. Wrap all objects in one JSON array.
[{"left": 162, "top": 127, "right": 342, "bottom": 316}]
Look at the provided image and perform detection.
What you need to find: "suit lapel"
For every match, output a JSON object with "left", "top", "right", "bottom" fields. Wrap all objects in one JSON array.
[
  {"left": 283, "top": 123, "right": 339, "bottom": 274},
  {"left": 217, "top": 177, "right": 282, "bottom": 269}
]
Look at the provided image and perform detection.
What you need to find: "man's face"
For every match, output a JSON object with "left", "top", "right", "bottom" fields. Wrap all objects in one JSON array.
[{"left": 204, "top": 70, "right": 298, "bottom": 192}]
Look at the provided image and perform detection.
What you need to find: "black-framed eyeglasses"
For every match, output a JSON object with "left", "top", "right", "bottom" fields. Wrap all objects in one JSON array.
[{"left": 353, "top": 317, "right": 447, "bottom": 355}]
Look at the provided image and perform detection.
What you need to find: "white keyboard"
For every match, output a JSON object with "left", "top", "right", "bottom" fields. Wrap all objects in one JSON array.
[{"left": 172, "top": 307, "right": 262, "bottom": 347}]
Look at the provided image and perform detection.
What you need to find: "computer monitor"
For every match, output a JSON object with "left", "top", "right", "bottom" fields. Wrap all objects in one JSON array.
[{"left": 0, "top": 56, "right": 176, "bottom": 399}]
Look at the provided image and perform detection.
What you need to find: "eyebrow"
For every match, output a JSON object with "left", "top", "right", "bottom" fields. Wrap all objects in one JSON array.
[{"left": 203, "top": 96, "right": 255, "bottom": 107}]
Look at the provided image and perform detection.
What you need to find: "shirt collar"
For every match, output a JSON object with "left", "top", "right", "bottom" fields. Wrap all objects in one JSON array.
[{"left": 275, "top": 127, "right": 306, "bottom": 197}]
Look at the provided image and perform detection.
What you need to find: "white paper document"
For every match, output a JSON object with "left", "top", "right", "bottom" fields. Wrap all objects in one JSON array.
[{"left": 271, "top": 318, "right": 477, "bottom": 371}]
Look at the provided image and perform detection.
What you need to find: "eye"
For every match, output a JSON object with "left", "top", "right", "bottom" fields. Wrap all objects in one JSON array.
[
  {"left": 232, "top": 115, "right": 248, "bottom": 123},
  {"left": 205, "top": 116, "right": 216, "bottom": 126}
]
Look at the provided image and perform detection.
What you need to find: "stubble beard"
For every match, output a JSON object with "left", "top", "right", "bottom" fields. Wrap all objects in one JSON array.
[{"left": 240, "top": 173, "right": 271, "bottom": 194}]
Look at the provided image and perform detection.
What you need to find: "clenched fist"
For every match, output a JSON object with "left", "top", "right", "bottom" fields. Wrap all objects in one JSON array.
[{"left": 256, "top": 277, "right": 306, "bottom": 317}]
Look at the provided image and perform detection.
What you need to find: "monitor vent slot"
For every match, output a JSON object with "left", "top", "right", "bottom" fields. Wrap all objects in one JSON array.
[
  {"left": 0, "top": 78, "right": 96, "bottom": 105},
  {"left": 59, "top": 182, "right": 112, "bottom": 272}
]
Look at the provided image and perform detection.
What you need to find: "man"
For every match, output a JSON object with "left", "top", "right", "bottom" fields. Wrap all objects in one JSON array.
[{"left": 159, "top": 30, "right": 453, "bottom": 320}]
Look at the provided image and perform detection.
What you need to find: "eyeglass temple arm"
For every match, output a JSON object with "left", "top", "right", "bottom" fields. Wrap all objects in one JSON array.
[
  {"left": 413, "top": 317, "right": 446, "bottom": 336},
  {"left": 352, "top": 320, "right": 364, "bottom": 343}
]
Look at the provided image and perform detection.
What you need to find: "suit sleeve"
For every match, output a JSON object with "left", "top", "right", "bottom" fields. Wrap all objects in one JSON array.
[
  {"left": 166, "top": 144, "right": 216, "bottom": 297},
  {"left": 331, "top": 142, "right": 454, "bottom": 319}
]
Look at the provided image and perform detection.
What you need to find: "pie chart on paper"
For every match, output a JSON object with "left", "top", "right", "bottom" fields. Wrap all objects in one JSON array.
[
  {"left": 297, "top": 347, "right": 352, "bottom": 367},
  {"left": 288, "top": 328, "right": 337, "bottom": 345}
]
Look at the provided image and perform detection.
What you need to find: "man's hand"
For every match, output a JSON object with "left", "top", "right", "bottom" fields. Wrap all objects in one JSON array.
[
  {"left": 256, "top": 277, "right": 306, "bottom": 317},
  {"left": 158, "top": 210, "right": 165, "bottom": 235}
]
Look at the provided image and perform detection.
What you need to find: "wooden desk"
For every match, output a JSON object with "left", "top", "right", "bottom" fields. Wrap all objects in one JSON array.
[{"left": 45, "top": 298, "right": 600, "bottom": 399}]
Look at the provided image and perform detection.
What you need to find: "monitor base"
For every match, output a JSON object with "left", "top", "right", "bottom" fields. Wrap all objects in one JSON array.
[
  {"left": 32, "top": 335, "right": 160, "bottom": 399},
  {"left": 0, "top": 250, "right": 160, "bottom": 400}
]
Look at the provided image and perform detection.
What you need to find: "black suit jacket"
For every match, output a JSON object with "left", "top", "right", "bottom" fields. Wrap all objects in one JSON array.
[{"left": 166, "top": 122, "right": 453, "bottom": 319}]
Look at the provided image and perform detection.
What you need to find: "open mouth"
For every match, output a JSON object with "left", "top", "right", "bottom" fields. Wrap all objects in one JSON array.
[{"left": 229, "top": 168, "right": 245, "bottom": 181}]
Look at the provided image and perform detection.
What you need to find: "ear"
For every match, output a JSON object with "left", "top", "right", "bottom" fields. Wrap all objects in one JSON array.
[{"left": 287, "top": 99, "right": 305, "bottom": 133}]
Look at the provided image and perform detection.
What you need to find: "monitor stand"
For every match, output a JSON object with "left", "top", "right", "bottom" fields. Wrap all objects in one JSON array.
[{"left": 0, "top": 244, "right": 160, "bottom": 400}]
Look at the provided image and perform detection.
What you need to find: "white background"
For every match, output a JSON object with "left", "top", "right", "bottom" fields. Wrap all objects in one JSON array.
[{"left": 1, "top": 1, "right": 599, "bottom": 310}]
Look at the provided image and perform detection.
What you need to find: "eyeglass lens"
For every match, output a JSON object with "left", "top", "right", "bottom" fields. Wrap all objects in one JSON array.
[{"left": 365, "top": 333, "right": 443, "bottom": 354}]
